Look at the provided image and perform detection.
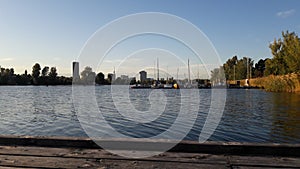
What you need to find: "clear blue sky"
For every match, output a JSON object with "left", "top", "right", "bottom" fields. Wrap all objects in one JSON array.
[{"left": 0, "top": 0, "right": 300, "bottom": 77}]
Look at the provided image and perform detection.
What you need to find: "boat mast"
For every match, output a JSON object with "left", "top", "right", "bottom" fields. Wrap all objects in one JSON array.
[
  {"left": 166, "top": 66, "right": 168, "bottom": 81},
  {"left": 113, "top": 66, "right": 116, "bottom": 82},
  {"left": 154, "top": 60, "right": 156, "bottom": 80},
  {"left": 157, "top": 57, "right": 159, "bottom": 81},
  {"left": 247, "top": 57, "right": 249, "bottom": 79},
  {"left": 188, "top": 58, "right": 191, "bottom": 84},
  {"left": 197, "top": 64, "right": 200, "bottom": 80},
  {"left": 177, "top": 67, "right": 179, "bottom": 82}
]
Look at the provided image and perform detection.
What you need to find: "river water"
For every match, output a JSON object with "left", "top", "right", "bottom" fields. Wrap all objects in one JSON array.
[{"left": 0, "top": 86, "right": 299, "bottom": 143}]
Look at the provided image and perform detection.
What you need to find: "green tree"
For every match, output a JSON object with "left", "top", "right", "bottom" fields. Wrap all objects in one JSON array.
[
  {"left": 32, "top": 63, "right": 41, "bottom": 83},
  {"left": 267, "top": 31, "right": 300, "bottom": 75},
  {"left": 42, "top": 66, "right": 49, "bottom": 76},
  {"left": 235, "top": 57, "right": 253, "bottom": 80},
  {"left": 7, "top": 68, "right": 16, "bottom": 84},
  {"left": 0, "top": 67, "right": 15, "bottom": 85},
  {"left": 49, "top": 67, "right": 57, "bottom": 78},
  {"left": 0, "top": 68, "right": 9, "bottom": 84},
  {"left": 95, "top": 72, "right": 105, "bottom": 85},
  {"left": 210, "top": 66, "right": 226, "bottom": 85},
  {"left": 264, "top": 54, "right": 288, "bottom": 76},
  {"left": 17, "top": 70, "right": 31, "bottom": 85},
  {"left": 4, "top": 68, "right": 10, "bottom": 76},
  {"left": 130, "top": 78, "right": 136, "bottom": 85},
  {"left": 281, "top": 31, "right": 300, "bottom": 73},
  {"left": 9, "top": 68, "right": 14, "bottom": 76},
  {"left": 253, "top": 59, "right": 266, "bottom": 77},
  {"left": 81, "top": 66, "right": 96, "bottom": 85},
  {"left": 223, "top": 56, "right": 253, "bottom": 80},
  {"left": 223, "top": 56, "right": 238, "bottom": 80}
]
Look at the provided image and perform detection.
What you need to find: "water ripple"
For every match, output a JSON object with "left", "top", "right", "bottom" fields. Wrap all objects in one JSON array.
[{"left": 0, "top": 86, "right": 299, "bottom": 143}]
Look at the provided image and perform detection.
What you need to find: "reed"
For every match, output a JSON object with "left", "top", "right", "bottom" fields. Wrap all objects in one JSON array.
[{"left": 250, "top": 73, "right": 300, "bottom": 92}]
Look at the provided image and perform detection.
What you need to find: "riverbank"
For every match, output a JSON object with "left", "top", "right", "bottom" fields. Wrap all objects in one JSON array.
[
  {"left": 0, "top": 135, "right": 299, "bottom": 168},
  {"left": 249, "top": 73, "right": 300, "bottom": 92}
]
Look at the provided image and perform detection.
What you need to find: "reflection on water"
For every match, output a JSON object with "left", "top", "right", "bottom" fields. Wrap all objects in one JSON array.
[
  {"left": 0, "top": 86, "right": 299, "bottom": 143},
  {"left": 206, "top": 90, "right": 300, "bottom": 143},
  {"left": 270, "top": 92, "right": 300, "bottom": 143}
]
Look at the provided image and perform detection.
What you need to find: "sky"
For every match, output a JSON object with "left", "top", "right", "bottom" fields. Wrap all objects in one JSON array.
[{"left": 0, "top": 0, "right": 300, "bottom": 78}]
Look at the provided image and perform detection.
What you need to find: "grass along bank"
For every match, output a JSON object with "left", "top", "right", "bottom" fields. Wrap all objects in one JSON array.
[{"left": 249, "top": 73, "right": 300, "bottom": 92}]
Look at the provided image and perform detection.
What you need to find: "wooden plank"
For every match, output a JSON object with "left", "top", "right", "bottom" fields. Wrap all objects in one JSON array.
[
  {"left": 0, "top": 147, "right": 299, "bottom": 169},
  {"left": 0, "top": 136, "right": 300, "bottom": 157},
  {"left": 0, "top": 136, "right": 299, "bottom": 168},
  {"left": 0, "top": 146, "right": 75, "bottom": 157},
  {"left": 0, "top": 155, "right": 98, "bottom": 169},
  {"left": 0, "top": 154, "right": 229, "bottom": 169},
  {"left": 0, "top": 146, "right": 228, "bottom": 165},
  {"left": 6, "top": 146, "right": 298, "bottom": 168},
  {"left": 229, "top": 156, "right": 300, "bottom": 168},
  {"left": 98, "top": 159, "right": 229, "bottom": 169},
  {"left": 170, "top": 141, "right": 300, "bottom": 157}
]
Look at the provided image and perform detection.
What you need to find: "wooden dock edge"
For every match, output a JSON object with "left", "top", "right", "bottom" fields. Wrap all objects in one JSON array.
[{"left": 0, "top": 135, "right": 299, "bottom": 157}]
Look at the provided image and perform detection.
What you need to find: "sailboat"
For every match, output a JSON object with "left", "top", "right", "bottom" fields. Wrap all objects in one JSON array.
[
  {"left": 151, "top": 58, "right": 164, "bottom": 89},
  {"left": 151, "top": 58, "right": 178, "bottom": 89},
  {"left": 183, "top": 59, "right": 197, "bottom": 89}
]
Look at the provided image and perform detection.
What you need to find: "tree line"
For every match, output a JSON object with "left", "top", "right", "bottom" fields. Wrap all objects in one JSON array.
[
  {"left": 211, "top": 31, "right": 300, "bottom": 84},
  {"left": 0, "top": 63, "right": 135, "bottom": 86},
  {"left": 77, "top": 66, "right": 136, "bottom": 85},
  {"left": 0, "top": 63, "right": 72, "bottom": 85}
]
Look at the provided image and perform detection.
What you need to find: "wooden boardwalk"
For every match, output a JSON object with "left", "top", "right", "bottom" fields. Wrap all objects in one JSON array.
[{"left": 0, "top": 136, "right": 299, "bottom": 169}]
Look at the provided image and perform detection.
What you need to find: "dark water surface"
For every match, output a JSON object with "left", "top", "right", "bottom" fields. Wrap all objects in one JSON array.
[{"left": 0, "top": 86, "right": 299, "bottom": 143}]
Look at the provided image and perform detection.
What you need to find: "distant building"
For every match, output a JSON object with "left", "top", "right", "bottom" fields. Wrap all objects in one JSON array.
[
  {"left": 121, "top": 75, "right": 129, "bottom": 80},
  {"left": 139, "top": 70, "right": 147, "bottom": 82},
  {"left": 113, "top": 67, "right": 116, "bottom": 81},
  {"left": 146, "top": 78, "right": 153, "bottom": 82},
  {"left": 72, "top": 62, "right": 80, "bottom": 81}
]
